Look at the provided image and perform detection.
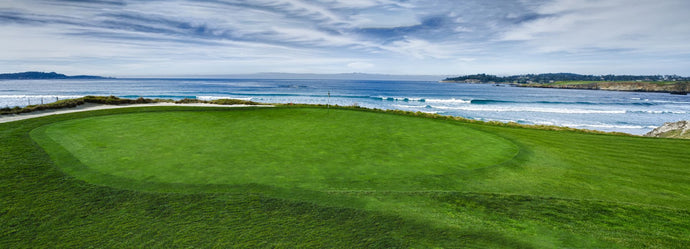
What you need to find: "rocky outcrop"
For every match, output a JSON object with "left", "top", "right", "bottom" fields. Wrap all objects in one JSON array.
[
  {"left": 644, "top": 121, "right": 690, "bottom": 139},
  {"left": 520, "top": 82, "right": 689, "bottom": 94}
]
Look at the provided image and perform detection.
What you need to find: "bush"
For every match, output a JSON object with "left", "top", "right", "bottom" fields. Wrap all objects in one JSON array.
[
  {"left": 209, "top": 99, "right": 260, "bottom": 105},
  {"left": 1, "top": 96, "right": 267, "bottom": 115},
  {"left": 1, "top": 98, "right": 86, "bottom": 115},
  {"left": 175, "top": 98, "right": 203, "bottom": 104},
  {"left": 83, "top": 95, "right": 135, "bottom": 105}
]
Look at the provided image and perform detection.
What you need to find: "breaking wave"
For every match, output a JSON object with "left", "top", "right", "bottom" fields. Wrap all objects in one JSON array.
[
  {"left": 196, "top": 96, "right": 253, "bottom": 101},
  {"left": 425, "top": 98, "right": 471, "bottom": 104},
  {"left": 430, "top": 105, "right": 627, "bottom": 114},
  {"left": 371, "top": 96, "right": 426, "bottom": 102}
]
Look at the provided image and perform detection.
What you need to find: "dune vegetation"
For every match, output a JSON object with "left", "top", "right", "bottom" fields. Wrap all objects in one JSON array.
[
  {"left": 0, "top": 95, "right": 261, "bottom": 115},
  {"left": 2, "top": 105, "right": 689, "bottom": 248}
]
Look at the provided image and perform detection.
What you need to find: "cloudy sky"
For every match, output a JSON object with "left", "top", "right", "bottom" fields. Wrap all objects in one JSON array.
[{"left": 1, "top": 0, "right": 689, "bottom": 76}]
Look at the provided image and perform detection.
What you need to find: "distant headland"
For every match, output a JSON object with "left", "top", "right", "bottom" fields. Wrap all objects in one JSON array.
[
  {"left": 0, "top": 71, "right": 111, "bottom": 80},
  {"left": 442, "top": 73, "right": 690, "bottom": 94}
]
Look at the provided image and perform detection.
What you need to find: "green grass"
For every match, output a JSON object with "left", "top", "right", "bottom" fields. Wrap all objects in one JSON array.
[
  {"left": 33, "top": 108, "right": 517, "bottom": 191},
  {"left": 2, "top": 106, "right": 689, "bottom": 248}
]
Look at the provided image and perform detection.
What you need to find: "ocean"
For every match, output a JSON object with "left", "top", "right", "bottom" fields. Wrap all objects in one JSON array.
[{"left": 1, "top": 78, "right": 689, "bottom": 135}]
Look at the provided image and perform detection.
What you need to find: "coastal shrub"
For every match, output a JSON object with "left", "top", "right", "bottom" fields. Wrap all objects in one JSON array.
[
  {"left": 1, "top": 96, "right": 265, "bottom": 115},
  {"left": 151, "top": 98, "right": 175, "bottom": 103},
  {"left": 0, "top": 98, "right": 86, "bottom": 115},
  {"left": 81, "top": 95, "right": 162, "bottom": 105},
  {"left": 133, "top": 97, "right": 155, "bottom": 104},
  {"left": 175, "top": 98, "right": 203, "bottom": 104},
  {"left": 1, "top": 95, "right": 141, "bottom": 115},
  {"left": 173, "top": 98, "right": 262, "bottom": 105},
  {"left": 209, "top": 98, "right": 260, "bottom": 105},
  {"left": 83, "top": 95, "right": 137, "bottom": 105}
]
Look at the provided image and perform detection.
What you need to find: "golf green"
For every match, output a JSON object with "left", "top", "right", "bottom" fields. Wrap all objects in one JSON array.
[{"left": 32, "top": 108, "right": 518, "bottom": 192}]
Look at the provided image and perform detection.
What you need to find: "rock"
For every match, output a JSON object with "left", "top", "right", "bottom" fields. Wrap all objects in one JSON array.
[{"left": 644, "top": 121, "right": 690, "bottom": 139}]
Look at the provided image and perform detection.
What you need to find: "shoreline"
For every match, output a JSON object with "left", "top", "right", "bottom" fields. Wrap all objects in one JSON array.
[
  {"left": 0, "top": 103, "right": 273, "bottom": 124},
  {"left": 1, "top": 96, "right": 676, "bottom": 137},
  {"left": 1, "top": 102, "right": 637, "bottom": 137},
  {"left": 7, "top": 101, "right": 689, "bottom": 138},
  {"left": 441, "top": 81, "right": 689, "bottom": 94}
]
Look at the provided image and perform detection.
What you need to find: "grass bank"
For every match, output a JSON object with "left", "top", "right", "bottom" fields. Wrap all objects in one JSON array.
[{"left": 2, "top": 105, "right": 689, "bottom": 248}]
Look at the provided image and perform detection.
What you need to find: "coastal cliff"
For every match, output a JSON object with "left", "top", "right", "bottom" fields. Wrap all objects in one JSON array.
[
  {"left": 645, "top": 121, "right": 690, "bottom": 139},
  {"left": 443, "top": 73, "right": 690, "bottom": 94},
  {"left": 519, "top": 81, "right": 689, "bottom": 94}
]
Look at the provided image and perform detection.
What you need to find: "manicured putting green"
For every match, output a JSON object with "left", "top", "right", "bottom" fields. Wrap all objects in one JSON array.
[{"left": 35, "top": 108, "right": 518, "bottom": 191}]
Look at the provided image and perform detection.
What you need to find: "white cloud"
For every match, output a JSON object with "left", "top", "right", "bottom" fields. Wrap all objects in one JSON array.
[
  {"left": 257, "top": 0, "right": 345, "bottom": 24},
  {"left": 502, "top": 0, "right": 690, "bottom": 54},
  {"left": 346, "top": 61, "right": 374, "bottom": 70},
  {"left": 348, "top": 10, "right": 420, "bottom": 29},
  {"left": 1, "top": 0, "right": 689, "bottom": 75},
  {"left": 382, "top": 38, "right": 474, "bottom": 60},
  {"left": 317, "top": 0, "right": 414, "bottom": 9}
]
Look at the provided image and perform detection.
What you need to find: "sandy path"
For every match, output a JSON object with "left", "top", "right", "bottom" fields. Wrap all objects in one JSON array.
[{"left": 0, "top": 103, "right": 273, "bottom": 124}]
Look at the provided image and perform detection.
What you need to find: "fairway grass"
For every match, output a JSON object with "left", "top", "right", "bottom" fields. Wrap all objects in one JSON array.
[
  {"left": 33, "top": 108, "right": 518, "bottom": 191},
  {"left": 3, "top": 105, "right": 690, "bottom": 248}
]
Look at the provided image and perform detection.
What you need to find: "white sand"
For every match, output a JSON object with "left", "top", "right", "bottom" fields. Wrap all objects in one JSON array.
[{"left": 0, "top": 103, "right": 273, "bottom": 124}]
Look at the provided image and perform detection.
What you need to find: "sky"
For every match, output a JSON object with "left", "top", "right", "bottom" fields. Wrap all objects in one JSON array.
[{"left": 1, "top": 0, "right": 689, "bottom": 77}]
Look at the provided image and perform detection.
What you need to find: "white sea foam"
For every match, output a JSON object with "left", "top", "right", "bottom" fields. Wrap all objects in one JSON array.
[
  {"left": 391, "top": 104, "right": 429, "bottom": 109},
  {"left": 651, "top": 100, "right": 690, "bottom": 104},
  {"left": 561, "top": 123, "right": 657, "bottom": 130},
  {"left": 425, "top": 98, "right": 471, "bottom": 104},
  {"left": 417, "top": 111, "right": 440, "bottom": 114},
  {"left": 457, "top": 118, "right": 653, "bottom": 133},
  {"left": 533, "top": 121, "right": 556, "bottom": 126},
  {"left": 627, "top": 110, "right": 687, "bottom": 114},
  {"left": 197, "top": 96, "right": 253, "bottom": 101},
  {"left": 0, "top": 95, "right": 83, "bottom": 99},
  {"left": 430, "top": 105, "right": 626, "bottom": 114},
  {"left": 0, "top": 95, "right": 84, "bottom": 107}
]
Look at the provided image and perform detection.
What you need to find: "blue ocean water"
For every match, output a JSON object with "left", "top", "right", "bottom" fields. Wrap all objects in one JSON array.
[{"left": 1, "top": 78, "right": 689, "bottom": 135}]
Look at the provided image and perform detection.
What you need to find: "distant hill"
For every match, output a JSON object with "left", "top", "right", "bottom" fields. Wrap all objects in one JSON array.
[
  {"left": 443, "top": 73, "right": 689, "bottom": 83},
  {"left": 0, "top": 71, "right": 110, "bottom": 80}
]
